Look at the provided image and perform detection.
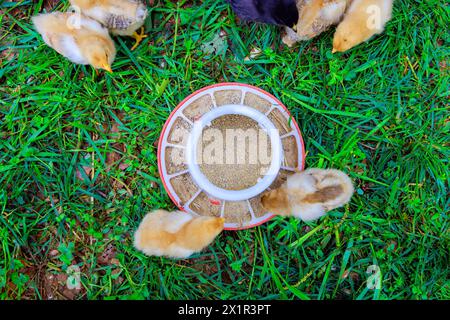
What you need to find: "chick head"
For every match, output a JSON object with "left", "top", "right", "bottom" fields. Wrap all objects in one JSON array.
[
  {"left": 332, "top": 26, "right": 358, "bottom": 53},
  {"left": 261, "top": 187, "right": 290, "bottom": 216},
  {"left": 85, "top": 38, "right": 115, "bottom": 72},
  {"left": 204, "top": 217, "right": 225, "bottom": 234},
  {"left": 184, "top": 217, "right": 225, "bottom": 250}
]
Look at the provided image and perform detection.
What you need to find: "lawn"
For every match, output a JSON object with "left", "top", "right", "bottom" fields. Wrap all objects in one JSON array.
[{"left": 0, "top": 0, "right": 448, "bottom": 300}]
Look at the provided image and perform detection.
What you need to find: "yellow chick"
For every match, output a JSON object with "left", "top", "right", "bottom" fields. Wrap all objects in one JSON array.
[
  {"left": 134, "top": 210, "right": 225, "bottom": 259},
  {"left": 283, "top": 0, "right": 349, "bottom": 47},
  {"left": 261, "top": 169, "right": 354, "bottom": 221},
  {"left": 70, "top": 0, "right": 149, "bottom": 50},
  {"left": 32, "top": 12, "right": 116, "bottom": 72},
  {"left": 333, "top": 0, "right": 393, "bottom": 52}
]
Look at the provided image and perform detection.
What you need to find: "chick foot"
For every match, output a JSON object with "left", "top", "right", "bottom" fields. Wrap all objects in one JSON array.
[{"left": 130, "top": 27, "right": 147, "bottom": 51}]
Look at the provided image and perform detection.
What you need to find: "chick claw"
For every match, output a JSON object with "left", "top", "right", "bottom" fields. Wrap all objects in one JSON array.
[{"left": 131, "top": 27, "right": 147, "bottom": 51}]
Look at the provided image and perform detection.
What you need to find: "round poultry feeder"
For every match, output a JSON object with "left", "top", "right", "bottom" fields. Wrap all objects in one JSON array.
[{"left": 158, "top": 83, "right": 305, "bottom": 230}]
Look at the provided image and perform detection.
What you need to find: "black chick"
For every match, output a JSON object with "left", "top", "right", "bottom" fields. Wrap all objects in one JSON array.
[{"left": 226, "top": 0, "right": 299, "bottom": 27}]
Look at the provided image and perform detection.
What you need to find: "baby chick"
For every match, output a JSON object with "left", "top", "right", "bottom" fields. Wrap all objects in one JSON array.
[
  {"left": 70, "top": 0, "right": 149, "bottom": 50},
  {"left": 32, "top": 12, "right": 116, "bottom": 72},
  {"left": 333, "top": 0, "right": 393, "bottom": 52},
  {"left": 226, "top": 0, "right": 299, "bottom": 27},
  {"left": 283, "top": 0, "right": 349, "bottom": 47},
  {"left": 134, "top": 210, "right": 225, "bottom": 259},
  {"left": 261, "top": 168, "right": 354, "bottom": 221}
]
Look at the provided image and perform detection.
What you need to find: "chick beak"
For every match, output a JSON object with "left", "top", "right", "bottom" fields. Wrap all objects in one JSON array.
[
  {"left": 101, "top": 63, "right": 113, "bottom": 73},
  {"left": 332, "top": 48, "right": 337, "bottom": 54}
]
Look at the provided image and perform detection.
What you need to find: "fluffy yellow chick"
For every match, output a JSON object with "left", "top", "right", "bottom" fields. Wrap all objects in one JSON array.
[
  {"left": 134, "top": 210, "right": 225, "bottom": 259},
  {"left": 333, "top": 0, "right": 393, "bottom": 52},
  {"left": 261, "top": 168, "right": 354, "bottom": 221},
  {"left": 283, "top": 0, "right": 349, "bottom": 47},
  {"left": 32, "top": 12, "right": 116, "bottom": 72},
  {"left": 70, "top": 0, "right": 149, "bottom": 50}
]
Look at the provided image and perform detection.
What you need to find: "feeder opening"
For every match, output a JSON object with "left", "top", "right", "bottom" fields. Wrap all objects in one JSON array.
[{"left": 196, "top": 114, "right": 273, "bottom": 191}]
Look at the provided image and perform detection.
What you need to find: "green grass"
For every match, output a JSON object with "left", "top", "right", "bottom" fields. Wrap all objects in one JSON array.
[{"left": 0, "top": 0, "right": 448, "bottom": 300}]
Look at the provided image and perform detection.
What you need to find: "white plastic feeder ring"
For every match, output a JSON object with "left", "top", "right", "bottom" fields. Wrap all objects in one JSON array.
[
  {"left": 186, "top": 105, "right": 283, "bottom": 202},
  {"left": 158, "top": 83, "right": 305, "bottom": 230}
]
